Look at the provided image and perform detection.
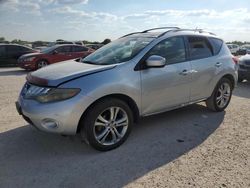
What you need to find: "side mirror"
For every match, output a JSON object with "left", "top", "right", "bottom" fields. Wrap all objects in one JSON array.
[
  {"left": 146, "top": 55, "right": 166, "bottom": 68},
  {"left": 53, "top": 50, "right": 58, "bottom": 55}
]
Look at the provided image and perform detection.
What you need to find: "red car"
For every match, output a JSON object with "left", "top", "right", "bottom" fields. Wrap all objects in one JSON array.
[{"left": 18, "top": 44, "right": 94, "bottom": 70}]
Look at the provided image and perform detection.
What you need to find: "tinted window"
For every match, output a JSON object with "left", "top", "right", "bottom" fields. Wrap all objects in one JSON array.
[
  {"left": 7, "top": 46, "right": 21, "bottom": 53},
  {"left": 188, "top": 36, "right": 213, "bottom": 60},
  {"left": 73, "top": 46, "right": 88, "bottom": 52},
  {"left": 209, "top": 38, "right": 223, "bottom": 55},
  {"left": 148, "top": 37, "right": 186, "bottom": 64},
  {"left": 18, "top": 46, "right": 31, "bottom": 52},
  {"left": 0, "top": 46, "right": 5, "bottom": 56},
  {"left": 56, "top": 46, "right": 71, "bottom": 53}
]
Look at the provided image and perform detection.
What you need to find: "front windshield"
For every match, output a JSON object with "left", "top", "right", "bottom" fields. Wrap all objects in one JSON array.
[
  {"left": 82, "top": 37, "right": 154, "bottom": 65},
  {"left": 41, "top": 46, "right": 57, "bottom": 54}
]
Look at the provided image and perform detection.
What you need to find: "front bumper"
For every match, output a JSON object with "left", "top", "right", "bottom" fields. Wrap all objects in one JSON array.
[
  {"left": 16, "top": 93, "right": 94, "bottom": 135},
  {"left": 18, "top": 59, "right": 36, "bottom": 70},
  {"left": 238, "top": 65, "right": 250, "bottom": 79}
]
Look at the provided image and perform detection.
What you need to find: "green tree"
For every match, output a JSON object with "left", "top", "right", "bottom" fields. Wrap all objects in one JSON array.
[{"left": 102, "top": 38, "right": 111, "bottom": 45}]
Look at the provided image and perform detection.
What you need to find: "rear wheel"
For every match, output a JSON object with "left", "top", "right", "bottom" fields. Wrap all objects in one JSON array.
[
  {"left": 206, "top": 78, "right": 233, "bottom": 112},
  {"left": 80, "top": 98, "right": 133, "bottom": 151},
  {"left": 36, "top": 60, "right": 48, "bottom": 69}
]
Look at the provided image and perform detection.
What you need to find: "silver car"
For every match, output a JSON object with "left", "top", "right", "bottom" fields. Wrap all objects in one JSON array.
[{"left": 16, "top": 27, "right": 238, "bottom": 151}]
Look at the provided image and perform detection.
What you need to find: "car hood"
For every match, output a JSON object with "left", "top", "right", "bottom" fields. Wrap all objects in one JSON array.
[
  {"left": 27, "top": 60, "right": 116, "bottom": 87},
  {"left": 20, "top": 52, "right": 42, "bottom": 58},
  {"left": 239, "top": 54, "right": 250, "bottom": 61}
]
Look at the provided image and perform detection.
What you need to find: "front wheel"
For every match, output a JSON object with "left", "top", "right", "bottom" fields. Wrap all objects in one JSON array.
[
  {"left": 80, "top": 98, "right": 133, "bottom": 151},
  {"left": 36, "top": 60, "right": 48, "bottom": 69},
  {"left": 206, "top": 78, "right": 233, "bottom": 112}
]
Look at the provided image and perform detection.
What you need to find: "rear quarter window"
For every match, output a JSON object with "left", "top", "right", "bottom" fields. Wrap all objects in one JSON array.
[{"left": 209, "top": 38, "right": 223, "bottom": 55}]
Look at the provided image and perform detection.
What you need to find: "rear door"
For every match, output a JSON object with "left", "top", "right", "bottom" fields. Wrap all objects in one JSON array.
[
  {"left": 141, "top": 36, "right": 192, "bottom": 115},
  {"left": 0, "top": 46, "right": 8, "bottom": 67},
  {"left": 186, "top": 36, "right": 221, "bottom": 101},
  {"left": 6, "top": 45, "right": 21, "bottom": 66}
]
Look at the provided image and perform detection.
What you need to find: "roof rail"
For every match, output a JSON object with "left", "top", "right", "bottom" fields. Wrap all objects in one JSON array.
[
  {"left": 173, "top": 29, "right": 216, "bottom": 36},
  {"left": 120, "top": 27, "right": 180, "bottom": 38},
  {"left": 120, "top": 32, "right": 143, "bottom": 38},
  {"left": 142, "top": 27, "right": 180, "bottom": 33}
]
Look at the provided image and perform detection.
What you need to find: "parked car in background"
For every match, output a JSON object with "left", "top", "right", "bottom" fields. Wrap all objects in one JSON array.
[
  {"left": 227, "top": 44, "right": 239, "bottom": 55},
  {"left": 18, "top": 44, "right": 94, "bottom": 70},
  {"left": 48, "top": 41, "right": 84, "bottom": 47},
  {"left": 16, "top": 27, "right": 237, "bottom": 151},
  {"left": 86, "top": 43, "right": 104, "bottom": 50},
  {"left": 238, "top": 44, "right": 250, "bottom": 55},
  {"left": 238, "top": 54, "right": 250, "bottom": 82},
  {"left": 34, "top": 46, "right": 48, "bottom": 52},
  {"left": 0, "top": 44, "right": 36, "bottom": 67}
]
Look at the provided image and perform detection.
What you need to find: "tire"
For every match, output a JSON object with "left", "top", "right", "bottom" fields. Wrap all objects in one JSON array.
[
  {"left": 36, "top": 60, "right": 48, "bottom": 69},
  {"left": 206, "top": 78, "right": 233, "bottom": 112},
  {"left": 80, "top": 98, "right": 133, "bottom": 151}
]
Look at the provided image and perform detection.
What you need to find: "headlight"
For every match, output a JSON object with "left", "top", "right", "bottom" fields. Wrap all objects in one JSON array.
[
  {"left": 23, "top": 84, "right": 80, "bottom": 103},
  {"left": 24, "top": 57, "right": 36, "bottom": 62}
]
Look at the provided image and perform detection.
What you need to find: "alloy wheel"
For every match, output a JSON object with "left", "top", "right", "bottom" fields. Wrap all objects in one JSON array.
[
  {"left": 216, "top": 82, "right": 231, "bottom": 108},
  {"left": 93, "top": 107, "right": 129, "bottom": 146}
]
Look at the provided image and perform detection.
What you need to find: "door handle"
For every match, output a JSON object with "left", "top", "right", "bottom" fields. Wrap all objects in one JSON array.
[
  {"left": 215, "top": 62, "right": 222, "bottom": 67},
  {"left": 179, "top": 69, "right": 189, "bottom": 76}
]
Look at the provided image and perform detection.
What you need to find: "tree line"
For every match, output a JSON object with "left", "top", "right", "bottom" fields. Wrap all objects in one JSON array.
[{"left": 0, "top": 37, "right": 111, "bottom": 47}]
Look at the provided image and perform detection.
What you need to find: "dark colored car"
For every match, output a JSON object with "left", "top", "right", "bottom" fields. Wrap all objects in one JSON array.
[
  {"left": 0, "top": 44, "right": 36, "bottom": 67},
  {"left": 18, "top": 44, "right": 94, "bottom": 70},
  {"left": 238, "top": 54, "right": 250, "bottom": 82}
]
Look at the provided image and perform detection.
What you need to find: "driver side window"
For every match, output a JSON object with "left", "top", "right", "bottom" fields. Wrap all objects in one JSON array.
[{"left": 148, "top": 37, "right": 186, "bottom": 64}]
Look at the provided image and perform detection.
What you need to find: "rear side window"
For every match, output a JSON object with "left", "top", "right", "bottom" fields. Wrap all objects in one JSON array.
[
  {"left": 18, "top": 46, "right": 31, "bottom": 52},
  {"left": 187, "top": 36, "right": 213, "bottom": 60},
  {"left": 7, "top": 46, "right": 21, "bottom": 53},
  {"left": 148, "top": 36, "right": 186, "bottom": 64},
  {"left": 0, "top": 46, "right": 5, "bottom": 56},
  {"left": 56, "top": 46, "right": 71, "bottom": 53},
  {"left": 209, "top": 38, "right": 223, "bottom": 55},
  {"left": 73, "top": 46, "right": 88, "bottom": 52}
]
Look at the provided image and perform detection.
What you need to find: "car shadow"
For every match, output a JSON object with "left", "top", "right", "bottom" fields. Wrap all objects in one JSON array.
[
  {"left": 0, "top": 68, "right": 29, "bottom": 76},
  {"left": 0, "top": 104, "right": 225, "bottom": 187},
  {"left": 233, "top": 81, "right": 250, "bottom": 99}
]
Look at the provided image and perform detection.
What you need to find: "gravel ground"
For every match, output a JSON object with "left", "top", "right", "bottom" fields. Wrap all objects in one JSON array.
[{"left": 0, "top": 68, "right": 249, "bottom": 188}]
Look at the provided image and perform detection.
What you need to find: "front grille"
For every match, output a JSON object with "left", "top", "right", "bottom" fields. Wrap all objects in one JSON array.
[{"left": 244, "top": 60, "right": 250, "bottom": 65}]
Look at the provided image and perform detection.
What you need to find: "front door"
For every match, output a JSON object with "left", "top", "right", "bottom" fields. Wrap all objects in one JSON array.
[{"left": 141, "top": 36, "right": 192, "bottom": 115}]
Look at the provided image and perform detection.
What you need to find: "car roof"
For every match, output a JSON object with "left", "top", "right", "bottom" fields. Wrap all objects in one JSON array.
[
  {"left": 0, "top": 43, "right": 33, "bottom": 49},
  {"left": 123, "top": 28, "right": 222, "bottom": 40},
  {"left": 53, "top": 44, "right": 86, "bottom": 47}
]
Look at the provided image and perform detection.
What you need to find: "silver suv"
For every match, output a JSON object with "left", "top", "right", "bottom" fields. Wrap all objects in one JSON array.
[{"left": 16, "top": 27, "right": 238, "bottom": 151}]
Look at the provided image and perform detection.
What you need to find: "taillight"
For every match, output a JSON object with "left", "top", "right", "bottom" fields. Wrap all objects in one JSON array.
[{"left": 232, "top": 56, "right": 239, "bottom": 64}]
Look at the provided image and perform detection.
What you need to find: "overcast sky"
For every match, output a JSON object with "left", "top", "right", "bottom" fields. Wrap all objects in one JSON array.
[{"left": 0, "top": 0, "right": 250, "bottom": 42}]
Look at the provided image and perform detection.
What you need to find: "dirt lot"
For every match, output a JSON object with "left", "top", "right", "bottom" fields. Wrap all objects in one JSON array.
[{"left": 0, "top": 68, "right": 249, "bottom": 188}]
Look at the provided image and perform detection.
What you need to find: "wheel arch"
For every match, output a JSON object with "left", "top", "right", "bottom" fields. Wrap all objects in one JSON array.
[
  {"left": 221, "top": 74, "right": 236, "bottom": 89},
  {"left": 77, "top": 93, "right": 140, "bottom": 133}
]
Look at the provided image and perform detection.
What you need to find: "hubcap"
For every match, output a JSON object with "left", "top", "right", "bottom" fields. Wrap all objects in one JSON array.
[
  {"left": 93, "top": 107, "right": 128, "bottom": 146},
  {"left": 216, "top": 82, "right": 231, "bottom": 108},
  {"left": 38, "top": 61, "right": 47, "bottom": 68}
]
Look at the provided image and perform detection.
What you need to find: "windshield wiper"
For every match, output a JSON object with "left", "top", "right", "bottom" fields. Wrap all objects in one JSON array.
[{"left": 82, "top": 61, "right": 98, "bottom": 65}]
